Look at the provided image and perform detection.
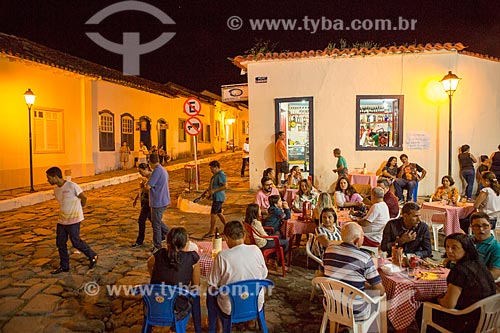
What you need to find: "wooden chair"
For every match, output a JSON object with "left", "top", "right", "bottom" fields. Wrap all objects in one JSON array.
[
  {"left": 420, "top": 293, "right": 500, "bottom": 333},
  {"left": 243, "top": 223, "right": 287, "bottom": 277},
  {"left": 312, "top": 277, "right": 387, "bottom": 333}
]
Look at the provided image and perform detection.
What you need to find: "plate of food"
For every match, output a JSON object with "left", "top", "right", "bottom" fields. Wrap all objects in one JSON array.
[{"left": 381, "top": 263, "right": 402, "bottom": 275}]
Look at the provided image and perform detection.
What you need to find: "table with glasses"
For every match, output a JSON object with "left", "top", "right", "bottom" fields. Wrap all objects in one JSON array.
[
  {"left": 195, "top": 241, "right": 229, "bottom": 278},
  {"left": 379, "top": 265, "right": 449, "bottom": 332},
  {"left": 284, "top": 212, "right": 316, "bottom": 239},
  {"left": 421, "top": 202, "right": 475, "bottom": 235},
  {"left": 348, "top": 172, "right": 378, "bottom": 188}
]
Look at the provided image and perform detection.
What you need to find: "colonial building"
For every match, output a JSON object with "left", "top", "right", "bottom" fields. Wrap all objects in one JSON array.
[{"left": 0, "top": 33, "right": 248, "bottom": 191}]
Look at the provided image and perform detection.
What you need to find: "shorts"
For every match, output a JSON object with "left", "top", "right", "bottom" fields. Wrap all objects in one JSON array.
[
  {"left": 211, "top": 201, "right": 223, "bottom": 214},
  {"left": 276, "top": 161, "right": 289, "bottom": 174}
]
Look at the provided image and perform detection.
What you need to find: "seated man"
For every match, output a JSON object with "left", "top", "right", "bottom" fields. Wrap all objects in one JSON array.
[
  {"left": 353, "top": 187, "right": 390, "bottom": 247},
  {"left": 322, "top": 222, "right": 385, "bottom": 320},
  {"left": 470, "top": 212, "right": 500, "bottom": 281},
  {"left": 207, "top": 221, "right": 268, "bottom": 333},
  {"left": 381, "top": 202, "right": 432, "bottom": 258},
  {"left": 255, "top": 176, "right": 280, "bottom": 216},
  {"left": 394, "top": 154, "right": 426, "bottom": 203},
  {"left": 377, "top": 178, "right": 400, "bottom": 218}
]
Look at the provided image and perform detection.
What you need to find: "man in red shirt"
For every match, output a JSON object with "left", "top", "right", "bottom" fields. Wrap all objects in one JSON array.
[
  {"left": 275, "top": 131, "right": 288, "bottom": 186},
  {"left": 377, "top": 178, "right": 399, "bottom": 218}
]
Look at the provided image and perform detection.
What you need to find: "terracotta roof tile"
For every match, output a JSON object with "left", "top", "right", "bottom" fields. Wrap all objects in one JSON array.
[{"left": 231, "top": 42, "right": 498, "bottom": 69}]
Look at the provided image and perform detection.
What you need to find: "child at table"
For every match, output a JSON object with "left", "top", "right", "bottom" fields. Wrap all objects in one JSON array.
[{"left": 263, "top": 195, "right": 290, "bottom": 234}]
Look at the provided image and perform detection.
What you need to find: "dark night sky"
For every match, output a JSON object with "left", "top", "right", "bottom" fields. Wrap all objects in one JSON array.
[{"left": 1, "top": 0, "right": 499, "bottom": 94}]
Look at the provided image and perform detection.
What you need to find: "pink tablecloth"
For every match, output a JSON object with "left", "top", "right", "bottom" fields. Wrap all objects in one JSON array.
[
  {"left": 380, "top": 267, "right": 448, "bottom": 330},
  {"left": 283, "top": 188, "right": 299, "bottom": 206},
  {"left": 195, "top": 241, "right": 229, "bottom": 278},
  {"left": 283, "top": 213, "right": 316, "bottom": 239},
  {"left": 421, "top": 202, "right": 475, "bottom": 235},
  {"left": 348, "top": 172, "right": 378, "bottom": 188}
]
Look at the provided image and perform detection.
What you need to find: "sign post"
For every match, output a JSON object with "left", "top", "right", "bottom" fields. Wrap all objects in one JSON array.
[{"left": 183, "top": 97, "right": 202, "bottom": 191}]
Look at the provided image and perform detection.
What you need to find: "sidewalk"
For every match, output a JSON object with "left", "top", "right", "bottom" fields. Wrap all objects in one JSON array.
[{"left": 0, "top": 151, "right": 236, "bottom": 212}]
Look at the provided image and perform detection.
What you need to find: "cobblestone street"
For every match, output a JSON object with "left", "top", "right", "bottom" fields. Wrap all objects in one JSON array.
[{"left": 0, "top": 154, "right": 324, "bottom": 332}]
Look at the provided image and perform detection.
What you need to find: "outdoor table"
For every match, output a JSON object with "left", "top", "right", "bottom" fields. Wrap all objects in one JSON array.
[
  {"left": 348, "top": 172, "right": 378, "bottom": 188},
  {"left": 283, "top": 212, "right": 316, "bottom": 239},
  {"left": 421, "top": 202, "right": 475, "bottom": 235},
  {"left": 379, "top": 265, "right": 448, "bottom": 332},
  {"left": 195, "top": 241, "right": 229, "bottom": 278},
  {"left": 336, "top": 209, "right": 354, "bottom": 227},
  {"left": 283, "top": 188, "right": 299, "bottom": 207}
]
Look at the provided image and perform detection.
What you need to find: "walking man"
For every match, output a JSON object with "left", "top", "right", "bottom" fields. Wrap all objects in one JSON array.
[
  {"left": 241, "top": 137, "right": 249, "bottom": 177},
  {"left": 146, "top": 153, "right": 170, "bottom": 253},
  {"left": 46, "top": 167, "right": 97, "bottom": 274},
  {"left": 275, "top": 131, "right": 288, "bottom": 186},
  {"left": 203, "top": 160, "right": 227, "bottom": 238},
  {"left": 131, "top": 163, "right": 152, "bottom": 248}
]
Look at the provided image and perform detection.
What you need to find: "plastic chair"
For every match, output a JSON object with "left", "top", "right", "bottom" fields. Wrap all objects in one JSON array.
[
  {"left": 420, "top": 293, "right": 500, "bottom": 333},
  {"left": 306, "top": 233, "right": 323, "bottom": 301},
  {"left": 135, "top": 284, "right": 201, "bottom": 333},
  {"left": 312, "top": 277, "right": 387, "bottom": 333},
  {"left": 420, "top": 207, "right": 446, "bottom": 251},
  {"left": 243, "top": 223, "right": 287, "bottom": 276},
  {"left": 215, "top": 279, "right": 275, "bottom": 333}
]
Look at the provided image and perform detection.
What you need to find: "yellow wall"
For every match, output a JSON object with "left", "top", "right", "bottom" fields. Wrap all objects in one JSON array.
[{"left": 246, "top": 51, "right": 500, "bottom": 195}]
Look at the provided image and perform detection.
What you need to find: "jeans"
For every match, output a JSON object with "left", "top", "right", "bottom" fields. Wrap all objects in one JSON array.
[
  {"left": 261, "top": 238, "right": 289, "bottom": 256},
  {"left": 56, "top": 223, "right": 96, "bottom": 269},
  {"left": 394, "top": 178, "right": 416, "bottom": 201},
  {"left": 241, "top": 157, "right": 249, "bottom": 176},
  {"left": 461, "top": 169, "right": 475, "bottom": 199},
  {"left": 151, "top": 206, "right": 169, "bottom": 249},
  {"left": 135, "top": 203, "right": 151, "bottom": 244},
  {"left": 207, "top": 293, "right": 232, "bottom": 333}
]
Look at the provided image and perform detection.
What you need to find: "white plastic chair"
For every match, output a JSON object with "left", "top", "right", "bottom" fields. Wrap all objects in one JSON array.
[
  {"left": 420, "top": 293, "right": 500, "bottom": 333},
  {"left": 420, "top": 207, "right": 446, "bottom": 251},
  {"left": 306, "top": 233, "right": 323, "bottom": 301},
  {"left": 312, "top": 277, "right": 387, "bottom": 333}
]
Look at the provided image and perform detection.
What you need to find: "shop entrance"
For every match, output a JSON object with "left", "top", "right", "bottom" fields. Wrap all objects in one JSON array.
[{"left": 275, "top": 97, "right": 314, "bottom": 181}]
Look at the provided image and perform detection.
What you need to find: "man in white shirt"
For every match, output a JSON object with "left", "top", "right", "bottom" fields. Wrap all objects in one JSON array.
[
  {"left": 354, "top": 187, "right": 390, "bottom": 246},
  {"left": 241, "top": 137, "right": 249, "bottom": 177},
  {"left": 207, "top": 221, "right": 268, "bottom": 333}
]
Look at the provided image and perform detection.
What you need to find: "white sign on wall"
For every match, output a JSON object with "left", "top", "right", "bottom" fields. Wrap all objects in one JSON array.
[
  {"left": 221, "top": 83, "right": 248, "bottom": 102},
  {"left": 405, "top": 132, "right": 431, "bottom": 149}
]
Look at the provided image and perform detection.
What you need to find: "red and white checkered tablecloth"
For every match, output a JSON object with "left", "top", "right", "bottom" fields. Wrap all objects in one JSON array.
[
  {"left": 421, "top": 202, "right": 475, "bottom": 235},
  {"left": 380, "top": 267, "right": 448, "bottom": 330},
  {"left": 195, "top": 241, "right": 229, "bottom": 278},
  {"left": 283, "top": 213, "right": 316, "bottom": 239}
]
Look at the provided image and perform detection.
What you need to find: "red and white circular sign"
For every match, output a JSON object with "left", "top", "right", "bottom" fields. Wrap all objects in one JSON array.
[
  {"left": 183, "top": 97, "right": 202, "bottom": 116},
  {"left": 184, "top": 116, "right": 203, "bottom": 136}
]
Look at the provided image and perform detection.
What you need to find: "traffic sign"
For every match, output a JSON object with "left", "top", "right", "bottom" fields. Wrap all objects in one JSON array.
[
  {"left": 183, "top": 97, "right": 201, "bottom": 116},
  {"left": 184, "top": 116, "right": 203, "bottom": 136}
]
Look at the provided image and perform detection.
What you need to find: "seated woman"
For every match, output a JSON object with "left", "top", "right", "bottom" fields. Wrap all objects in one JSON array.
[
  {"left": 431, "top": 175, "right": 459, "bottom": 204},
  {"left": 286, "top": 165, "right": 303, "bottom": 189},
  {"left": 313, "top": 207, "right": 342, "bottom": 259},
  {"left": 244, "top": 203, "right": 289, "bottom": 258},
  {"left": 427, "top": 233, "right": 496, "bottom": 333},
  {"left": 147, "top": 228, "right": 200, "bottom": 321},
  {"left": 474, "top": 171, "right": 500, "bottom": 228},
  {"left": 380, "top": 156, "right": 398, "bottom": 183},
  {"left": 262, "top": 168, "right": 276, "bottom": 186},
  {"left": 313, "top": 192, "right": 334, "bottom": 226},
  {"left": 263, "top": 195, "right": 291, "bottom": 234},
  {"left": 292, "top": 179, "right": 319, "bottom": 213},
  {"left": 334, "top": 176, "right": 363, "bottom": 209}
]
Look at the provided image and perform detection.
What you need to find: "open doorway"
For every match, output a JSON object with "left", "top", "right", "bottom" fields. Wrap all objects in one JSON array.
[{"left": 275, "top": 97, "right": 314, "bottom": 181}]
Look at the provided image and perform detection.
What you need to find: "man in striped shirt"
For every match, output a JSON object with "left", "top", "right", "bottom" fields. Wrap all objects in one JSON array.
[{"left": 322, "top": 222, "right": 385, "bottom": 320}]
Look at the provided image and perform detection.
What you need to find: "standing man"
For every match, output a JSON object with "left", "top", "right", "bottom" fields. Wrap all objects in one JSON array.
[
  {"left": 138, "top": 141, "right": 149, "bottom": 164},
  {"left": 203, "top": 160, "right": 227, "bottom": 238},
  {"left": 131, "top": 163, "right": 152, "bottom": 248},
  {"left": 146, "top": 153, "right": 170, "bottom": 253},
  {"left": 377, "top": 178, "right": 400, "bottom": 218},
  {"left": 470, "top": 212, "right": 500, "bottom": 281},
  {"left": 394, "top": 154, "right": 426, "bottom": 203},
  {"left": 207, "top": 221, "right": 268, "bottom": 333},
  {"left": 381, "top": 202, "right": 432, "bottom": 258},
  {"left": 241, "top": 137, "right": 250, "bottom": 177},
  {"left": 275, "top": 131, "right": 288, "bottom": 186},
  {"left": 332, "top": 148, "right": 348, "bottom": 177},
  {"left": 119, "top": 141, "right": 131, "bottom": 170},
  {"left": 46, "top": 167, "right": 98, "bottom": 274}
]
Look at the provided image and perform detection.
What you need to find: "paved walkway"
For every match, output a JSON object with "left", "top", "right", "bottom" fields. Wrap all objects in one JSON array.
[{"left": 0, "top": 153, "right": 326, "bottom": 333}]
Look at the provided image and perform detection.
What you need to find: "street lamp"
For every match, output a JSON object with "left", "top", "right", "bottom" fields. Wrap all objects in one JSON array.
[
  {"left": 227, "top": 118, "right": 236, "bottom": 152},
  {"left": 440, "top": 71, "right": 461, "bottom": 177},
  {"left": 24, "top": 88, "right": 36, "bottom": 192}
]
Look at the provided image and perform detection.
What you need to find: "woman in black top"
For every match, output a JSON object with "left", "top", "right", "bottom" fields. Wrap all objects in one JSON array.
[
  {"left": 490, "top": 144, "right": 500, "bottom": 180},
  {"left": 458, "top": 144, "right": 477, "bottom": 200},
  {"left": 429, "top": 233, "right": 496, "bottom": 333}
]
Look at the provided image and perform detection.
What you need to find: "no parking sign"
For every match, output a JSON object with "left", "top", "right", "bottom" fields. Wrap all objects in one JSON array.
[
  {"left": 183, "top": 97, "right": 201, "bottom": 116},
  {"left": 184, "top": 116, "right": 202, "bottom": 136}
]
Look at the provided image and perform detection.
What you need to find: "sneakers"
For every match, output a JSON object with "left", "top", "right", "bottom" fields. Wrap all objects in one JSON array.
[
  {"left": 131, "top": 243, "right": 143, "bottom": 248},
  {"left": 398, "top": 199, "right": 406, "bottom": 206},
  {"left": 88, "top": 255, "right": 98, "bottom": 269},
  {"left": 51, "top": 267, "right": 69, "bottom": 274}
]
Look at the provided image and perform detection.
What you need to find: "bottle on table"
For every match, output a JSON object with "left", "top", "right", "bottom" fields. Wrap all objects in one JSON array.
[
  {"left": 362, "top": 163, "right": 367, "bottom": 175},
  {"left": 212, "top": 227, "right": 222, "bottom": 259}
]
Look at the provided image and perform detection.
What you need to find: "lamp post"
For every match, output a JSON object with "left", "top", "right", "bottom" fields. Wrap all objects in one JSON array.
[
  {"left": 440, "top": 71, "right": 461, "bottom": 177},
  {"left": 24, "top": 89, "right": 36, "bottom": 192},
  {"left": 227, "top": 118, "right": 236, "bottom": 152}
]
